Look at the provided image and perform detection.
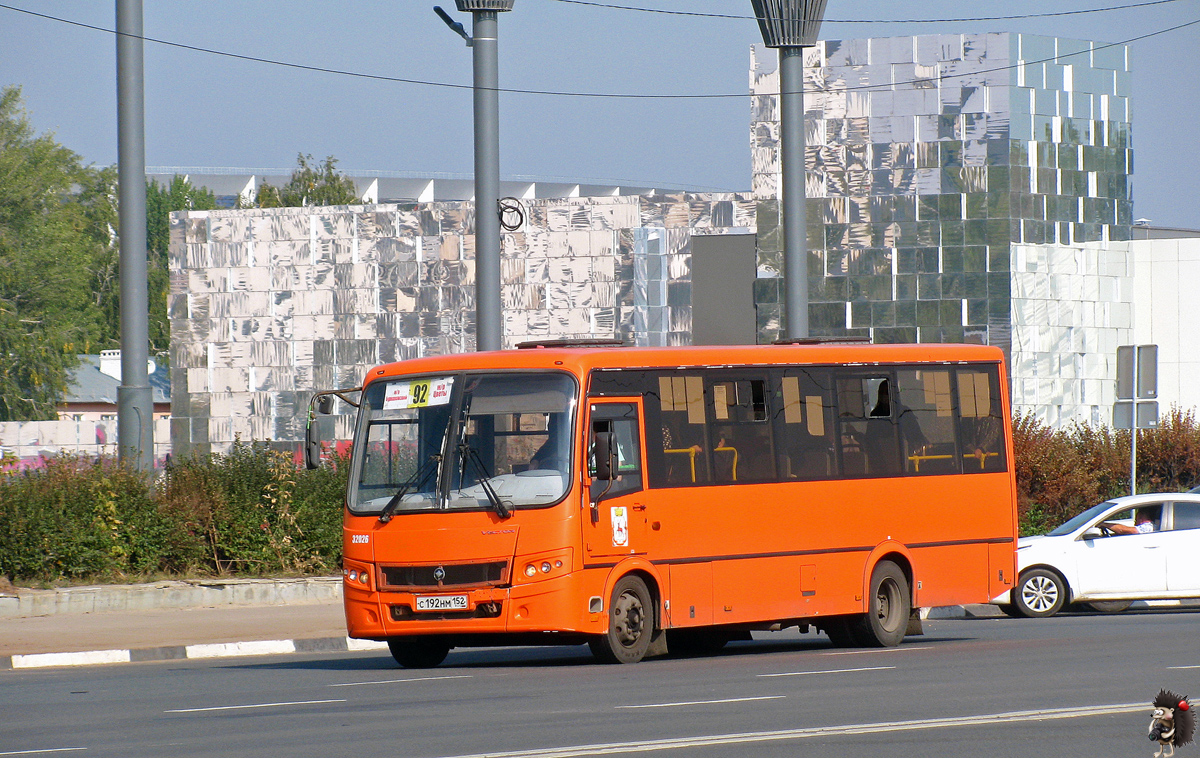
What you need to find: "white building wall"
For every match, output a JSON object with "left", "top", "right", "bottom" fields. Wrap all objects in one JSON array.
[{"left": 1131, "top": 236, "right": 1200, "bottom": 417}]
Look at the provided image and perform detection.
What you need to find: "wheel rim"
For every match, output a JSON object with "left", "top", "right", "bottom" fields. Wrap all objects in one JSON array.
[
  {"left": 612, "top": 590, "right": 645, "bottom": 647},
  {"left": 1021, "top": 575, "right": 1059, "bottom": 612},
  {"left": 875, "top": 577, "right": 902, "bottom": 633}
]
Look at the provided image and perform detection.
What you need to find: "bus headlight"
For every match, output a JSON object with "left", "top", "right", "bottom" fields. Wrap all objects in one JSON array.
[
  {"left": 515, "top": 549, "right": 573, "bottom": 584},
  {"left": 525, "top": 564, "right": 538, "bottom": 577}
]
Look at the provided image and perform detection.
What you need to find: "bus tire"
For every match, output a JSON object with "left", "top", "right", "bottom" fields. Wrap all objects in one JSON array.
[
  {"left": 589, "top": 575, "right": 653, "bottom": 664},
  {"left": 848, "top": 561, "right": 910, "bottom": 647},
  {"left": 387, "top": 636, "right": 451, "bottom": 668}
]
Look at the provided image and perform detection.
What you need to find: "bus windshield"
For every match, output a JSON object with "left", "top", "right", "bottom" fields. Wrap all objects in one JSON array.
[{"left": 349, "top": 372, "right": 577, "bottom": 515}]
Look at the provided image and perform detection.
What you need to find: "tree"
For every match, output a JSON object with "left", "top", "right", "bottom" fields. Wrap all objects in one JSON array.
[
  {"left": 255, "top": 153, "right": 360, "bottom": 207},
  {"left": 0, "top": 86, "right": 106, "bottom": 421}
]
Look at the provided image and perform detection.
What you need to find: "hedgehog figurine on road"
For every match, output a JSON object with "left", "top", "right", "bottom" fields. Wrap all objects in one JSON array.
[{"left": 1149, "top": 689, "right": 1195, "bottom": 758}]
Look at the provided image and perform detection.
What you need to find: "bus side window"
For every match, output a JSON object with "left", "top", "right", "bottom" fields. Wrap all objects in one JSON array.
[
  {"left": 588, "top": 403, "right": 643, "bottom": 500},
  {"left": 894, "top": 369, "right": 960, "bottom": 475},
  {"left": 777, "top": 370, "right": 836, "bottom": 479},
  {"left": 956, "top": 366, "right": 1007, "bottom": 473},
  {"left": 836, "top": 373, "right": 900, "bottom": 477},
  {"left": 708, "top": 377, "right": 775, "bottom": 483},
  {"left": 654, "top": 374, "right": 709, "bottom": 486}
]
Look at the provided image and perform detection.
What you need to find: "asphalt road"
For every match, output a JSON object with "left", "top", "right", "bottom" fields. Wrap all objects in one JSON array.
[{"left": 3, "top": 609, "right": 1197, "bottom": 758}]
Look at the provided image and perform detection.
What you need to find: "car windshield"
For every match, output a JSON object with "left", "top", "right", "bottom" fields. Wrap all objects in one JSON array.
[
  {"left": 1046, "top": 500, "right": 1119, "bottom": 536},
  {"left": 349, "top": 372, "right": 577, "bottom": 515}
]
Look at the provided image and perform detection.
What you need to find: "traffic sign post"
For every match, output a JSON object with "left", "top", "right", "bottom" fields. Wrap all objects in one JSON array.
[{"left": 1114, "top": 345, "right": 1158, "bottom": 496}]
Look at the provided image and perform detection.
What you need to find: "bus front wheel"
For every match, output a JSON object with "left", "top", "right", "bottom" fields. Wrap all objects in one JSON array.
[
  {"left": 589, "top": 575, "right": 654, "bottom": 664},
  {"left": 848, "top": 561, "right": 911, "bottom": 647},
  {"left": 387, "top": 636, "right": 451, "bottom": 668}
]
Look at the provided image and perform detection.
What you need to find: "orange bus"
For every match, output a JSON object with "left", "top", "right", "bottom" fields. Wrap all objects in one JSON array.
[{"left": 307, "top": 340, "right": 1017, "bottom": 667}]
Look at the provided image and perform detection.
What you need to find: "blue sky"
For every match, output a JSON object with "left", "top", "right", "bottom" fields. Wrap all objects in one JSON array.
[{"left": 2, "top": 0, "right": 1197, "bottom": 226}]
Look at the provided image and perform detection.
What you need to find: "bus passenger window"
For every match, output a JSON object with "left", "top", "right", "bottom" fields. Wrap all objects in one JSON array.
[
  {"left": 777, "top": 371, "right": 835, "bottom": 479},
  {"left": 837, "top": 374, "right": 900, "bottom": 477},
  {"left": 956, "top": 367, "right": 1007, "bottom": 473},
  {"left": 656, "top": 374, "right": 709, "bottom": 485},
  {"left": 708, "top": 378, "right": 774, "bottom": 482},
  {"left": 895, "top": 369, "right": 959, "bottom": 475}
]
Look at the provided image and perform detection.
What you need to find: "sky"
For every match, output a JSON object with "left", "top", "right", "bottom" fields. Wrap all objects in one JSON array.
[{"left": 1, "top": 0, "right": 1198, "bottom": 227}]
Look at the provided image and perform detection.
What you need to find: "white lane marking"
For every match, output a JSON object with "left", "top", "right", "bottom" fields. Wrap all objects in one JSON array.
[
  {"left": 432, "top": 702, "right": 1146, "bottom": 758},
  {"left": 821, "top": 646, "right": 931, "bottom": 656},
  {"left": 165, "top": 699, "right": 346, "bottom": 713},
  {"left": 759, "top": 666, "right": 894, "bottom": 678},
  {"left": 346, "top": 637, "right": 389, "bottom": 651},
  {"left": 184, "top": 640, "right": 296, "bottom": 659},
  {"left": 329, "top": 675, "right": 473, "bottom": 687},
  {"left": 1168, "top": 665, "right": 1200, "bottom": 669},
  {"left": 616, "top": 696, "right": 785, "bottom": 709},
  {"left": 12, "top": 650, "right": 130, "bottom": 669},
  {"left": 0, "top": 750, "right": 87, "bottom": 756}
]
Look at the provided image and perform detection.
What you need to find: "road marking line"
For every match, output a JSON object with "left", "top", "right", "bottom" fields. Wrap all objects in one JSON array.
[
  {"left": 759, "top": 666, "right": 894, "bottom": 677},
  {"left": 821, "top": 646, "right": 930, "bottom": 656},
  {"left": 434, "top": 702, "right": 1146, "bottom": 757},
  {"left": 0, "top": 750, "right": 87, "bottom": 756},
  {"left": 165, "top": 699, "right": 346, "bottom": 713},
  {"left": 330, "top": 675, "right": 473, "bottom": 687},
  {"left": 1168, "top": 665, "right": 1200, "bottom": 669},
  {"left": 12, "top": 650, "right": 130, "bottom": 669},
  {"left": 184, "top": 640, "right": 296, "bottom": 659},
  {"left": 616, "top": 696, "right": 785, "bottom": 709}
]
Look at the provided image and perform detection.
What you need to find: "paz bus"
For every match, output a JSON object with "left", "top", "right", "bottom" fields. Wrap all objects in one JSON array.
[{"left": 306, "top": 339, "right": 1017, "bottom": 667}]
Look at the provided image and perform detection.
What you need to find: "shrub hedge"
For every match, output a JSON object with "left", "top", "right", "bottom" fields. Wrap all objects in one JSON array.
[
  {"left": 3, "top": 410, "right": 1200, "bottom": 583},
  {"left": 0, "top": 441, "right": 347, "bottom": 584}
]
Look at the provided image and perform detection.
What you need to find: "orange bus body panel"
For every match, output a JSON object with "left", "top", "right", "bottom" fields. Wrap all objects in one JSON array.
[{"left": 341, "top": 343, "right": 1018, "bottom": 648}]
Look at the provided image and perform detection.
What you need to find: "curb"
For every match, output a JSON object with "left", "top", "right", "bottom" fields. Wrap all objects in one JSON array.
[{"left": 1, "top": 636, "right": 388, "bottom": 671}]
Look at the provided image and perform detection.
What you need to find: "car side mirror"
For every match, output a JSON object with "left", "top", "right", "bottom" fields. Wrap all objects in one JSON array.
[
  {"left": 593, "top": 431, "right": 615, "bottom": 481},
  {"left": 1081, "top": 528, "right": 1102, "bottom": 541}
]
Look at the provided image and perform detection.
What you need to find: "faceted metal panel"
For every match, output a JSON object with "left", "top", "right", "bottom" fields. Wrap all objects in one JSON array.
[{"left": 751, "top": 32, "right": 1135, "bottom": 426}]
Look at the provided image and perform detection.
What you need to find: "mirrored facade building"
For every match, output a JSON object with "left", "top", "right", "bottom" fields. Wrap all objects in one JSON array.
[
  {"left": 168, "top": 196, "right": 756, "bottom": 456},
  {"left": 751, "top": 33, "right": 1135, "bottom": 425},
  {"left": 169, "top": 32, "right": 1138, "bottom": 455}
]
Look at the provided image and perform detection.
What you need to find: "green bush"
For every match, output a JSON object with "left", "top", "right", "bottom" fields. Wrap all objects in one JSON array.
[{"left": 0, "top": 442, "right": 348, "bottom": 584}]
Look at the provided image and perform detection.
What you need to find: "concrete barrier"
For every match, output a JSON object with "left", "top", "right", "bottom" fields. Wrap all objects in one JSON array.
[{"left": 0, "top": 576, "right": 342, "bottom": 619}]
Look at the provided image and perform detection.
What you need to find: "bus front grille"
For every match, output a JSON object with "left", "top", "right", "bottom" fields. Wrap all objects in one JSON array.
[{"left": 378, "top": 561, "right": 509, "bottom": 590}]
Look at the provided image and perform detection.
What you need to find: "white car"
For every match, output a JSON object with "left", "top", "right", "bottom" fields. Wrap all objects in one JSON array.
[{"left": 995, "top": 493, "right": 1200, "bottom": 618}]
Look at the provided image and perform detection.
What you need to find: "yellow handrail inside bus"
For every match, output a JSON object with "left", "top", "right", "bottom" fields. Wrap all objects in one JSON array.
[{"left": 664, "top": 448, "right": 698, "bottom": 482}]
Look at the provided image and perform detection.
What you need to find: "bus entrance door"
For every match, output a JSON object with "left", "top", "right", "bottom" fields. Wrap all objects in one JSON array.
[{"left": 583, "top": 400, "right": 647, "bottom": 559}]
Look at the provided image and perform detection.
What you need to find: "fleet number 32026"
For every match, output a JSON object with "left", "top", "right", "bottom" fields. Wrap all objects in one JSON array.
[{"left": 350, "top": 534, "right": 369, "bottom": 544}]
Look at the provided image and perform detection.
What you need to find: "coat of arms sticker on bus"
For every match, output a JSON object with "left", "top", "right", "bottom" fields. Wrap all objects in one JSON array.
[{"left": 611, "top": 506, "right": 629, "bottom": 547}]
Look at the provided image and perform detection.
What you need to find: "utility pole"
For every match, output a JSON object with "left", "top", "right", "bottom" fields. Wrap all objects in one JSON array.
[
  {"left": 437, "top": 1, "right": 513, "bottom": 352},
  {"left": 750, "top": 0, "right": 827, "bottom": 339},
  {"left": 116, "top": 0, "right": 153, "bottom": 469}
]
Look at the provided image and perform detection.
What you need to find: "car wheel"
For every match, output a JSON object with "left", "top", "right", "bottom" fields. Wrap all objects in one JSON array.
[
  {"left": 589, "top": 575, "right": 654, "bottom": 664},
  {"left": 1086, "top": 600, "right": 1133, "bottom": 613},
  {"left": 387, "top": 636, "right": 451, "bottom": 668},
  {"left": 1014, "top": 569, "right": 1067, "bottom": 618}
]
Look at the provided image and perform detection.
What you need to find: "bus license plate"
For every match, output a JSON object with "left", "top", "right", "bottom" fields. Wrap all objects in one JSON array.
[{"left": 415, "top": 595, "right": 469, "bottom": 611}]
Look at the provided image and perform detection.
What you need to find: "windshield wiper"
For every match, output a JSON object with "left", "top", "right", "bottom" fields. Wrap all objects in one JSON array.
[
  {"left": 378, "top": 454, "right": 441, "bottom": 523},
  {"left": 458, "top": 443, "right": 511, "bottom": 520}
]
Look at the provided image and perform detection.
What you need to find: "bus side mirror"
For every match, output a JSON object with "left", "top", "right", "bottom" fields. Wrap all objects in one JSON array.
[
  {"left": 305, "top": 394, "right": 332, "bottom": 470},
  {"left": 593, "top": 431, "right": 615, "bottom": 480}
]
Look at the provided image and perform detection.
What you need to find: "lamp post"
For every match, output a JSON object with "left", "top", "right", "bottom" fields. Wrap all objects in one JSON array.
[
  {"left": 750, "top": 0, "right": 826, "bottom": 340},
  {"left": 116, "top": 0, "right": 153, "bottom": 469},
  {"left": 438, "top": 0, "right": 514, "bottom": 352}
]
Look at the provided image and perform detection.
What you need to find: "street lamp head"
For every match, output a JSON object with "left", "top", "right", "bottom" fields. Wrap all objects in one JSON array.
[
  {"left": 454, "top": 0, "right": 514, "bottom": 10},
  {"left": 750, "top": 0, "right": 827, "bottom": 48}
]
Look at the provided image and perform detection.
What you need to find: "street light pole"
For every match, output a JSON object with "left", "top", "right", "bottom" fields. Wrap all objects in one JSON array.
[
  {"left": 443, "top": 0, "right": 513, "bottom": 353},
  {"left": 750, "top": 0, "right": 826, "bottom": 340},
  {"left": 116, "top": 0, "right": 153, "bottom": 469}
]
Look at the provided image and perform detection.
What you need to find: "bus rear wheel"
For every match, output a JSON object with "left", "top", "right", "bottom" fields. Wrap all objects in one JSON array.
[
  {"left": 589, "top": 575, "right": 653, "bottom": 664},
  {"left": 387, "top": 636, "right": 451, "bottom": 668},
  {"left": 847, "top": 561, "right": 911, "bottom": 647}
]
